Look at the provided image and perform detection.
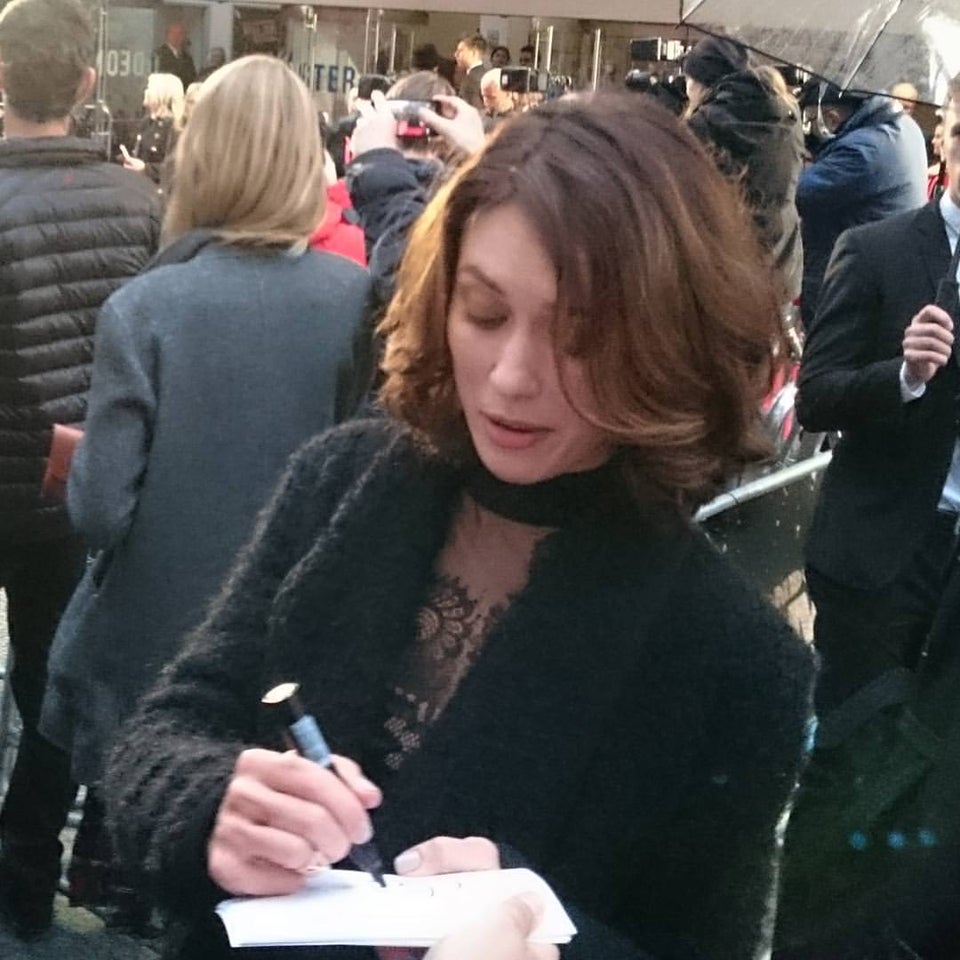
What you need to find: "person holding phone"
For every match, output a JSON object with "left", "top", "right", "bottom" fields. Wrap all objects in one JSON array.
[
  {"left": 347, "top": 75, "right": 485, "bottom": 306},
  {"left": 120, "top": 72, "right": 184, "bottom": 187}
]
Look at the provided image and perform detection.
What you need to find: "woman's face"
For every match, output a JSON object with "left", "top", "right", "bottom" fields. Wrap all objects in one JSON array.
[
  {"left": 447, "top": 204, "right": 614, "bottom": 485},
  {"left": 933, "top": 124, "right": 945, "bottom": 161}
]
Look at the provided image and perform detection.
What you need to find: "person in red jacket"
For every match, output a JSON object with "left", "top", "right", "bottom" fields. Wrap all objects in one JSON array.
[{"left": 309, "top": 177, "right": 367, "bottom": 265}]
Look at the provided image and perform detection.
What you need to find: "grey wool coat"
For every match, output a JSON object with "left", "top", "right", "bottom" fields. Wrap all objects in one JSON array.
[{"left": 40, "top": 237, "right": 374, "bottom": 784}]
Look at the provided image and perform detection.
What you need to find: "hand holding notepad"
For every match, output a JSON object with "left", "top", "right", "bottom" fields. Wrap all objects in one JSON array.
[{"left": 215, "top": 867, "right": 576, "bottom": 949}]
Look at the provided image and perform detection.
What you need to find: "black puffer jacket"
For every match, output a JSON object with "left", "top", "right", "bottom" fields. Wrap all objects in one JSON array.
[
  {"left": 688, "top": 71, "right": 804, "bottom": 301},
  {"left": 0, "top": 136, "right": 161, "bottom": 544}
]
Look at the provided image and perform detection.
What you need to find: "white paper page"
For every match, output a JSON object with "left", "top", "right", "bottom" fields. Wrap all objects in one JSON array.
[{"left": 215, "top": 867, "right": 577, "bottom": 948}]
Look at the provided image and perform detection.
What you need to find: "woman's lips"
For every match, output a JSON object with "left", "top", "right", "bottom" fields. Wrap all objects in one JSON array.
[{"left": 481, "top": 413, "right": 551, "bottom": 451}]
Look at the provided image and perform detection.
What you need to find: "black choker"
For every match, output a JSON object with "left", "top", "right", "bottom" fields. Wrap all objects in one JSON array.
[{"left": 464, "top": 457, "right": 633, "bottom": 527}]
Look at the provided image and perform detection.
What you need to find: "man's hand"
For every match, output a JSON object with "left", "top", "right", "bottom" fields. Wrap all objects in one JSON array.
[
  {"left": 351, "top": 91, "right": 401, "bottom": 157},
  {"left": 425, "top": 894, "right": 559, "bottom": 960},
  {"left": 207, "top": 748, "right": 381, "bottom": 897},
  {"left": 902, "top": 304, "right": 955, "bottom": 389},
  {"left": 420, "top": 96, "right": 487, "bottom": 155}
]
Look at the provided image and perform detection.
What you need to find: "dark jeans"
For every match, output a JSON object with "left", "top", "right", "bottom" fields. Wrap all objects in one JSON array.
[
  {"left": 0, "top": 537, "right": 85, "bottom": 869},
  {"left": 806, "top": 511, "right": 960, "bottom": 715}
]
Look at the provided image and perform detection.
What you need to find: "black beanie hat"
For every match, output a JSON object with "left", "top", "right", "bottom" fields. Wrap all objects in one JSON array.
[{"left": 683, "top": 36, "right": 749, "bottom": 87}]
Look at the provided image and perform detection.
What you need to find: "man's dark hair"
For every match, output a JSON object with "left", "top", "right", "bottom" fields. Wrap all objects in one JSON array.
[
  {"left": 412, "top": 43, "right": 439, "bottom": 72},
  {"left": 0, "top": 0, "right": 95, "bottom": 123},
  {"left": 520, "top": 44, "right": 535, "bottom": 55},
  {"left": 491, "top": 45, "right": 510, "bottom": 62},
  {"left": 459, "top": 34, "right": 488, "bottom": 57},
  {"left": 797, "top": 78, "right": 866, "bottom": 110},
  {"left": 356, "top": 73, "right": 391, "bottom": 100}
]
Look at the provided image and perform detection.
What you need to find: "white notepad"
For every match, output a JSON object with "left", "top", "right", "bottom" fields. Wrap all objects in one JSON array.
[{"left": 215, "top": 867, "right": 577, "bottom": 948}]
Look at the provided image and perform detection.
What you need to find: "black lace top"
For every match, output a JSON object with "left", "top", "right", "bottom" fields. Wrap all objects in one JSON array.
[{"left": 381, "top": 459, "right": 627, "bottom": 771}]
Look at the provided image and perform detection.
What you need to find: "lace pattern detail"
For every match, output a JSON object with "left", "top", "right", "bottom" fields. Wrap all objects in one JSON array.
[{"left": 383, "top": 574, "right": 504, "bottom": 772}]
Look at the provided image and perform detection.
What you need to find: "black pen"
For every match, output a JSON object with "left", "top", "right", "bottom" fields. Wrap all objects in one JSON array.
[{"left": 261, "top": 682, "right": 387, "bottom": 887}]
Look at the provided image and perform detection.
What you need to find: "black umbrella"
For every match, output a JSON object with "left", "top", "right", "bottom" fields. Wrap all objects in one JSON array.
[{"left": 680, "top": 0, "right": 960, "bottom": 105}]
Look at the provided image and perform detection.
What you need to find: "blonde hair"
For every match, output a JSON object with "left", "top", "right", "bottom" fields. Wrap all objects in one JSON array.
[
  {"left": 182, "top": 81, "right": 203, "bottom": 127},
  {"left": 162, "top": 55, "right": 326, "bottom": 248},
  {"left": 752, "top": 65, "right": 800, "bottom": 117},
  {"left": 144, "top": 72, "right": 185, "bottom": 124}
]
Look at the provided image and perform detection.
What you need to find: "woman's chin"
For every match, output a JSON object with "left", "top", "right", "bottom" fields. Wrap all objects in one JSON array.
[{"left": 473, "top": 445, "right": 554, "bottom": 486}]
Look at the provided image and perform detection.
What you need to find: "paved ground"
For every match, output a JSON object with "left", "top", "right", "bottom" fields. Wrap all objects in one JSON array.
[{"left": 0, "top": 898, "right": 159, "bottom": 959}]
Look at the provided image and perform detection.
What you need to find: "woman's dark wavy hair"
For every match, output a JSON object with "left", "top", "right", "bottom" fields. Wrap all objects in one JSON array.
[{"left": 380, "top": 93, "right": 786, "bottom": 510}]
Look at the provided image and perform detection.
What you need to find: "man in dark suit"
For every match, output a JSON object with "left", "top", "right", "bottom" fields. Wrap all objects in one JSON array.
[
  {"left": 782, "top": 78, "right": 960, "bottom": 959},
  {"left": 454, "top": 33, "right": 487, "bottom": 111},
  {"left": 797, "top": 74, "right": 960, "bottom": 714},
  {"left": 155, "top": 21, "right": 196, "bottom": 90}
]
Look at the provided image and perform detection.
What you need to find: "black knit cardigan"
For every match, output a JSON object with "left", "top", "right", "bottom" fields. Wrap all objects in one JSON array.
[{"left": 104, "top": 420, "right": 816, "bottom": 960}]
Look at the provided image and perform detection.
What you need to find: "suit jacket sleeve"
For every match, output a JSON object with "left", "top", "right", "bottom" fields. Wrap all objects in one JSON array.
[
  {"left": 459, "top": 68, "right": 484, "bottom": 110},
  {"left": 796, "top": 226, "right": 907, "bottom": 432}
]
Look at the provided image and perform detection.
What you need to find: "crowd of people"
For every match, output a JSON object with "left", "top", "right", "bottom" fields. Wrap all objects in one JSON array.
[{"left": 0, "top": 0, "right": 958, "bottom": 958}]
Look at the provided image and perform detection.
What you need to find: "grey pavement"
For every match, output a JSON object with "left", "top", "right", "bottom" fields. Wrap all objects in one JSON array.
[{"left": 0, "top": 897, "right": 159, "bottom": 959}]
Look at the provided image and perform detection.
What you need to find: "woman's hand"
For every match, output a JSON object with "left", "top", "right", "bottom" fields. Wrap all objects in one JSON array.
[
  {"left": 394, "top": 835, "right": 500, "bottom": 876},
  {"left": 119, "top": 144, "right": 146, "bottom": 173},
  {"left": 351, "top": 91, "right": 401, "bottom": 157},
  {"left": 382, "top": 842, "right": 545, "bottom": 960},
  {"left": 420, "top": 96, "right": 487, "bottom": 155},
  {"left": 207, "top": 748, "right": 381, "bottom": 897},
  {"left": 425, "top": 894, "right": 559, "bottom": 960}
]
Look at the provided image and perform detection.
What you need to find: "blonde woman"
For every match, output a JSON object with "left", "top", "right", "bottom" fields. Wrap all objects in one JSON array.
[
  {"left": 39, "top": 54, "right": 374, "bottom": 928},
  {"left": 122, "top": 71, "right": 184, "bottom": 183}
]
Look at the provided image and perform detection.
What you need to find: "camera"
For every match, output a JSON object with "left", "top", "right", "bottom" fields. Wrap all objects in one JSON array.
[
  {"left": 500, "top": 67, "right": 539, "bottom": 94},
  {"left": 386, "top": 99, "right": 439, "bottom": 138}
]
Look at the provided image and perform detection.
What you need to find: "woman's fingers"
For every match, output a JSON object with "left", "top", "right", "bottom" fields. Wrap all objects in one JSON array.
[
  {"left": 208, "top": 839, "right": 306, "bottom": 897},
  {"left": 332, "top": 754, "right": 383, "bottom": 809},
  {"left": 394, "top": 836, "right": 500, "bottom": 876},
  {"left": 208, "top": 748, "right": 382, "bottom": 896},
  {"left": 235, "top": 749, "right": 375, "bottom": 846},
  {"left": 225, "top": 775, "right": 352, "bottom": 864}
]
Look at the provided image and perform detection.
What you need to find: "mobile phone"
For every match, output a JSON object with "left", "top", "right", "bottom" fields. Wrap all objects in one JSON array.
[
  {"left": 500, "top": 68, "right": 539, "bottom": 94},
  {"left": 388, "top": 99, "right": 439, "bottom": 138}
]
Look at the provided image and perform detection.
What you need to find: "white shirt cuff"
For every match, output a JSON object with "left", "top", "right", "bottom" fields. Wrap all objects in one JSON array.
[{"left": 900, "top": 362, "right": 926, "bottom": 402}]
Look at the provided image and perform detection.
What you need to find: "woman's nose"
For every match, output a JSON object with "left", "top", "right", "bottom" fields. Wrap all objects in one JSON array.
[{"left": 488, "top": 329, "right": 542, "bottom": 397}]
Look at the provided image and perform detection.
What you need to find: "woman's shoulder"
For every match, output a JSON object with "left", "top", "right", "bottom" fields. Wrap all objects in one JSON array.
[
  {"left": 295, "top": 245, "right": 372, "bottom": 293},
  {"left": 287, "top": 417, "right": 425, "bottom": 487}
]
